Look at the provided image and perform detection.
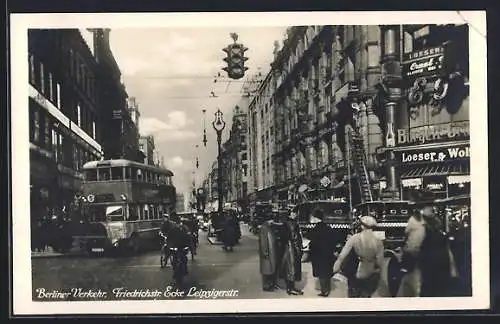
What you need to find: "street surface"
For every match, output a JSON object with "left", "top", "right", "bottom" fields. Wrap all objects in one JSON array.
[{"left": 32, "top": 224, "right": 393, "bottom": 301}]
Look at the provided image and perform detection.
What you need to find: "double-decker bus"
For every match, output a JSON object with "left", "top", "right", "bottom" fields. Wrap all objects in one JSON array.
[{"left": 80, "top": 159, "right": 176, "bottom": 255}]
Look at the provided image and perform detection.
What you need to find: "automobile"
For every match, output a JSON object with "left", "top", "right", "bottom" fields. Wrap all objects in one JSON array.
[{"left": 199, "top": 218, "right": 210, "bottom": 232}]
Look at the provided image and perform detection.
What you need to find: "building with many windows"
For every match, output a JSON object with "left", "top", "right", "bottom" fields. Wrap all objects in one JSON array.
[
  {"left": 220, "top": 104, "right": 249, "bottom": 211},
  {"left": 90, "top": 28, "right": 142, "bottom": 162},
  {"left": 139, "top": 135, "right": 156, "bottom": 166},
  {"left": 245, "top": 24, "right": 469, "bottom": 208},
  {"left": 28, "top": 29, "right": 103, "bottom": 220}
]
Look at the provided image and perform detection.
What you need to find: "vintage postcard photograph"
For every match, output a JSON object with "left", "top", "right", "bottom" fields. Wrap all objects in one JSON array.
[{"left": 10, "top": 11, "right": 489, "bottom": 315}]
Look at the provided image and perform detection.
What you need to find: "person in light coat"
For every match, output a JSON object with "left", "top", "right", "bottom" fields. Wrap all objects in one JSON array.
[
  {"left": 259, "top": 216, "right": 279, "bottom": 291},
  {"left": 333, "top": 215, "right": 384, "bottom": 298}
]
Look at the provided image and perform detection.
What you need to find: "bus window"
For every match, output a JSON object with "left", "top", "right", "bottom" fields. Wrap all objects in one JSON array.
[
  {"left": 87, "top": 206, "right": 106, "bottom": 222},
  {"left": 159, "top": 175, "right": 165, "bottom": 184},
  {"left": 135, "top": 168, "right": 143, "bottom": 181},
  {"left": 128, "top": 204, "right": 138, "bottom": 220},
  {"left": 154, "top": 173, "right": 160, "bottom": 184},
  {"left": 166, "top": 176, "right": 171, "bottom": 185},
  {"left": 106, "top": 205, "right": 124, "bottom": 221},
  {"left": 124, "top": 167, "right": 132, "bottom": 180},
  {"left": 85, "top": 169, "right": 97, "bottom": 181},
  {"left": 111, "top": 167, "right": 124, "bottom": 180},
  {"left": 143, "top": 204, "right": 149, "bottom": 220},
  {"left": 98, "top": 168, "right": 111, "bottom": 181}
]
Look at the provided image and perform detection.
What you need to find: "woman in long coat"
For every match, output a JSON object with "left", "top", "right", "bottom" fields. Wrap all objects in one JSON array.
[
  {"left": 259, "top": 219, "right": 279, "bottom": 291},
  {"left": 309, "top": 210, "right": 336, "bottom": 297},
  {"left": 222, "top": 213, "right": 239, "bottom": 251},
  {"left": 281, "top": 209, "right": 304, "bottom": 295}
]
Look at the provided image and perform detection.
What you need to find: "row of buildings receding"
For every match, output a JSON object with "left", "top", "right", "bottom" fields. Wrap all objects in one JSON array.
[
  {"left": 203, "top": 24, "right": 470, "bottom": 212},
  {"left": 29, "top": 28, "right": 166, "bottom": 221}
]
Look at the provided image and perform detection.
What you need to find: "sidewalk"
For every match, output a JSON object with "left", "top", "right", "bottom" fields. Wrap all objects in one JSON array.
[
  {"left": 210, "top": 254, "right": 349, "bottom": 299},
  {"left": 31, "top": 240, "right": 85, "bottom": 258}
]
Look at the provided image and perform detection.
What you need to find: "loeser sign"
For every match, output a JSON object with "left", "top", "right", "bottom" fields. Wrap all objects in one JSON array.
[
  {"left": 397, "top": 144, "right": 469, "bottom": 163},
  {"left": 402, "top": 46, "right": 444, "bottom": 79}
]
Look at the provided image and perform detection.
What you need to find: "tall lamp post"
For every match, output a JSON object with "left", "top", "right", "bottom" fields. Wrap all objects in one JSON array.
[{"left": 212, "top": 108, "right": 226, "bottom": 218}]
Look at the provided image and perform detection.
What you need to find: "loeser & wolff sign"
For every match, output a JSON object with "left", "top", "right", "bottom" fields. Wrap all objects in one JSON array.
[{"left": 397, "top": 144, "right": 469, "bottom": 163}]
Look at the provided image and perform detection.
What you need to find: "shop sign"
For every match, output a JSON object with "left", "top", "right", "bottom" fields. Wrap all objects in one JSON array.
[
  {"left": 397, "top": 144, "right": 469, "bottom": 163},
  {"left": 402, "top": 46, "right": 444, "bottom": 79},
  {"left": 423, "top": 178, "right": 447, "bottom": 192},
  {"left": 397, "top": 121, "right": 470, "bottom": 146},
  {"left": 401, "top": 178, "right": 422, "bottom": 188}
]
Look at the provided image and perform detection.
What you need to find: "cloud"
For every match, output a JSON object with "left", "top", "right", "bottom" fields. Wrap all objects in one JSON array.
[
  {"left": 139, "top": 111, "right": 195, "bottom": 142},
  {"left": 167, "top": 156, "right": 184, "bottom": 168}
]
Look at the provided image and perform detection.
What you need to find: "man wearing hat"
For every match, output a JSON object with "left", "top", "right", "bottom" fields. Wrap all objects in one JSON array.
[
  {"left": 407, "top": 190, "right": 457, "bottom": 297},
  {"left": 333, "top": 215, "right": 384, "bottom": 298}
]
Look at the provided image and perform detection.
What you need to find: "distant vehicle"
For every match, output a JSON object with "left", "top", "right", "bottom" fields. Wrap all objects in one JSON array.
[
  {"left": 249, "top": 202, "right": 274, "bottom": 234},
  {"left": 79, "top": 159, "right": 176, "bottom": 255}
]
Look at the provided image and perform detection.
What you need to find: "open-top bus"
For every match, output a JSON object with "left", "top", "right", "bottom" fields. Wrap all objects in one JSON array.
[{"left": 80, "top": 159, "right": 176, "bottom": 255}]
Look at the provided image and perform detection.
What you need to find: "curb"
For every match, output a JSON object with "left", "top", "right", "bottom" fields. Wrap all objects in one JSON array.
[{"left": 207, "top": 237, "right": 224, "bottom": 245}]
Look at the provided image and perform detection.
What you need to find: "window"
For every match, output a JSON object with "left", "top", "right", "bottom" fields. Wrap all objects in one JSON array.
[
  {"left": 92, "top": 121, "right": 96, "bottom": 139},
  {"left": 85, "top": 169, "right": 97, "bottom": 181},
  {"left": 29, "top": 54, "right": 35, "bottom": 84},
  {"left": 98, "top": 168, "right": 111, "bottom": 181},
  {"left": 77, "top": 104, "right": 81, "bottom": 127},
  {"left": 33, "top": 109, "right": 40, "bottom": 143},
  {"left": 106, "top": 205, "right": 124, "bottom": 221},
  {"left": 129, "top": 205, "right": 138, "bottom": 221},
  {"left": 111, "top": 167, "right": 124, "bottom": 180},
  {"left": 73, "top": 145, "right": 79, "bottom": 170},
  {"left": 58, "top": 134, "right": 63, "bottom": 164},
  {"left": 135, "top": 168, "right": 143, "bottom": 181},
  {"left": 39, "top": 62, "right": 45, "bottom": 94},
  {"left": 56, "top": 83, "right": 61, "bottom": 109},
  {"left": 44, "top": 117, "right": 51, "bottom": 148},
  {"left": 48, "top": 72, "right": 54, "bottom": 102},
  {"left": 124, "top": 167, "right": 132, "bottom": 180},
  {"left": 242, "top": 153, "right": 247, "bottom": 161}
]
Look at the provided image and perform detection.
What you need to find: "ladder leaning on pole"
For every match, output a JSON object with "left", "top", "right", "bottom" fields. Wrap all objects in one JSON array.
[{"left": 346, "top": 124, "right": 373, "bottom": 204}]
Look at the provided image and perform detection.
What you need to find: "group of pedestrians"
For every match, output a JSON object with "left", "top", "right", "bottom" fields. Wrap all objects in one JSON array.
[
  {"left": 258, "top": 207, "right": 304, "bottom": 295},
  {"left": 398, "top": 191, "right": 459, "bottom": 297},
  {"left": 258, "top": 189, "right": 460, "bottom": 298}
]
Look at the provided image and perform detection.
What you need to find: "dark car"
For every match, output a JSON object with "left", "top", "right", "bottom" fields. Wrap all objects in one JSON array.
[
  {"left": 352, "top": 200, "right": 412, "bottom": 251},
  {"left": 295, "top": 200, "right": 353, "bottom": 259}
]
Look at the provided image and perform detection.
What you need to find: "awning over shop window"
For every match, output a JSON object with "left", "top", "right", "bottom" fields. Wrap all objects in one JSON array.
[
  {"left": 400, "top": 163, "right": 470, "bottom": 179},
  {"left": 448, "top": 175, "right": 471, "bottom": 185}
]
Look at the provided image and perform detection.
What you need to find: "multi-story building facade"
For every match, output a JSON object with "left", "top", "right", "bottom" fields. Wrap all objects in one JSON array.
[
  {"left": 175, "top": 193, "right": 185, "bottom": 213},
  {"left": 28, "top": 29, "right": 103, "bottom": 220},
  {"left": 221, "top": 104, "right": 249, "bottom": 211},
  {"left": 247, "top": 71, "right": 277, "bottom": 205},
  {"left": 380, "top": 24, "right": 470, "bottom": 201},
  {"left": 139, "top": 135, "right": 155, "bottom": 166},
  {"left": 91, "top": 28, "right": 142, "bottom": 162},
  {"left": 269, "top": 25, "right": 387, "bottom": 205},
  {"left": 246, "top": 24, "right": 469, "bottom": 207}
]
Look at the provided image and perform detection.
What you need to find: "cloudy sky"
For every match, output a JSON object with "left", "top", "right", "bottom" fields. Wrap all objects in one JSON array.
[{"left": 82, "top": 27, "right": 287, "bottom": 195}]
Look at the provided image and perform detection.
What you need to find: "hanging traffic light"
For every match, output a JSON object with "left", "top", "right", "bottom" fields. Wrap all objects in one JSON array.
[{"left": 222, "top": 37, "right": 249, "bottom": 80}]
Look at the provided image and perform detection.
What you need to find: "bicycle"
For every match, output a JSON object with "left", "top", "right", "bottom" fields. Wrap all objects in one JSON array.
[
  {"left": 169, "top": 246, "right": 190, "bottom": 286},
  {"left": 160, "top": 234, "right": 170, "bottom": 268}
]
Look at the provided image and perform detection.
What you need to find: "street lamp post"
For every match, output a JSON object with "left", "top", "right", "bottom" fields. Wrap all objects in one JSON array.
[{"left": 212, "top": 109, "right": 226, "bottom": 219}]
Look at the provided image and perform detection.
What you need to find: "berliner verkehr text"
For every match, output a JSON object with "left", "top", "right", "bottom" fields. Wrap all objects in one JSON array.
[{"left": 34, "top": 288, "right": 108, "bottom": 300}]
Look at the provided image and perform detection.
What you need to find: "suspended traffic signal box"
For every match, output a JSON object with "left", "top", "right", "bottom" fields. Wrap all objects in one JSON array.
[{"left": 222, "top": 43, "right": 249, "bottom": 80}]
